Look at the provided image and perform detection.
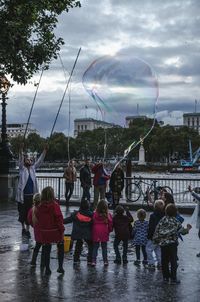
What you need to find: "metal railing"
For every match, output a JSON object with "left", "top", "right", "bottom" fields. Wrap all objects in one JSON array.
[{"left": 34, "top": 175, "right": 200, "bottom": 204}]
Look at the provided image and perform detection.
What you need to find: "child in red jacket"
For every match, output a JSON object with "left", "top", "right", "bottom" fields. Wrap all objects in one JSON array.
[
  {"left": 92, "top": 200, "right": 113, "bottom": 266},
  {"left": 28, "top": 186, "right": 65, "bottom": 275}
]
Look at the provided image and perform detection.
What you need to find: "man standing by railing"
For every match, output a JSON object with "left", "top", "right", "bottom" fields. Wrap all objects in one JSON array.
[
  {"left": 109, "top": 164, "right": 124, "bottom": 209},
  {"left": 80, "top": 159, "right": 92, "bottom": 203},
  {"left": 63, "top": 160, "right": 77, "bottom": 208},
  {"left": 92, "top": 162, "right": 110, "bottom": 209}
]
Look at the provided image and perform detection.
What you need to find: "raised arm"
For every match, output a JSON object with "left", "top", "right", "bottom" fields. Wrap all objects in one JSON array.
[
  {"left": 18, "top": 144, "right": 24, "bottom": 169},
  {"left": 188, "top": 185, "right": 200, "bottom": 202},
  {"left": 34, "top": 145, "right": 48, "bottom": 169}
]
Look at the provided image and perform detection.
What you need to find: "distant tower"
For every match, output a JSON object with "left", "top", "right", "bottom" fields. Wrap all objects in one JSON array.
[
  {"left": 138, "top": 138, "right": 146, "bottom": 165},
  {"left": 195, "top": 99, "right": 197, "bottom": 113},
  {"left": 137, "top": 103, "right": 139, "bottom": 116}
]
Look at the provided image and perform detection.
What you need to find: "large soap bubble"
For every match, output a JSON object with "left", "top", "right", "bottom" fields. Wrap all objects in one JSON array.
[{"left": 82, "top": 54, "right": 159, "bottom": 164}]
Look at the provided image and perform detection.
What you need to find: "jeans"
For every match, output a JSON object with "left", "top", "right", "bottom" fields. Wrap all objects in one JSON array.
[
  {"left": 82, "top": 186, "right": 91, "bottom": 202},
  {"left": 93, "top": 185, "right": 106, "bottom": 209},
  {"left": 161, "top": 243, "right": 178, "bottom": 280},
  {"left": 113, "top": 238, "right": 128, "bottom": 261},
  {"left": 135, "top": 245, "right": 147, "bottom": 262},
  {"left": 146, "top": 240, "right": 161, "bottom": 265},
  {"left": 65, "top": 182, "right": 74, "bottom": 203},
  {"left": 112, "top": 192, "right": 121, "bottom": 208},
  {"left": 18, "top": 195, "right": 33, "bottom": 225},
  {"left": 74, "top": 239, "right": 93, "bottom": 262},
  {"left": 92, "top": 242, "right": 108, "bottom": 262}
]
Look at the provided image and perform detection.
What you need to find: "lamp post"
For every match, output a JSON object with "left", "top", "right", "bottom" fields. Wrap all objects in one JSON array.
[{"left": 0, "top": 75, "right": 13, "bottom": 174}]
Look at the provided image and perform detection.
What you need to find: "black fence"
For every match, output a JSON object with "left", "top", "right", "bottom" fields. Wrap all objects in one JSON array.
[{"left": 34, "top": 175, "right": 199, "bottom": 204}]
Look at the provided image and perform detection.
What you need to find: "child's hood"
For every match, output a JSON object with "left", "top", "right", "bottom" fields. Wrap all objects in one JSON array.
[{"left": 39, "top": 201, "right": 57, "bottom": 214}]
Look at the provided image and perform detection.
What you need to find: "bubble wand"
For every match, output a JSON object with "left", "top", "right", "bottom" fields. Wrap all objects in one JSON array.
[{"left": 49, "top": 47, "right": 81, "bottom": 139}]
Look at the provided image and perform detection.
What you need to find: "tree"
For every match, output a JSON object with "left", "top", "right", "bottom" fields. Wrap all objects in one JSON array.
[
  {"left": 26, "top": 132, "right": 45, "bottom": 153},
  {"left": 0, "top": 0, "right": 81, "bottom": 84},
  {"left": 10, "top": 132, "right": 45, "bottom": 157},
  {"left": 46, "top": 132, "right": 76, "bottom": 161}
]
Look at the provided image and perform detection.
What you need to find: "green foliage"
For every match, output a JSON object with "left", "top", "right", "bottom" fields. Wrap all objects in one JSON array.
[
  {"left": 9, "top": 122, "right": 200, "bottom": 163},
  {"left": 0, "top": 0, "right": 81, "bottom": 84},
  {"left": 46, "top": 132, "right": 69, "bottom": 161}
]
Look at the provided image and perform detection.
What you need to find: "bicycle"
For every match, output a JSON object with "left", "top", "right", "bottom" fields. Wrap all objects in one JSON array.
[{"left": 125, "top": 176, "right": 173, "bottom": 203}]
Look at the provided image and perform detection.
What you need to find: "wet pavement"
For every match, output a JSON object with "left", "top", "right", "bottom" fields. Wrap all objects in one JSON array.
[{"left": 0, "top": 201, "right": 200, "bottom": 302}]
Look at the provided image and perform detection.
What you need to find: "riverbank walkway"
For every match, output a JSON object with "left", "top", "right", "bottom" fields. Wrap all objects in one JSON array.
[{"left": 0, "top": 201, "right": 200, "bottom": 302}]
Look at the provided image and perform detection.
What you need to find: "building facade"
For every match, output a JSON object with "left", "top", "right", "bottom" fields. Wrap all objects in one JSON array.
[
  {"left": 74, "top": 118, "right": 121, "bottom": 137},
  {"left": 183, "top": 113, "right": 200, "bottom": 134},
  {"left": 125, "top": 115, "right": 147, "bottom": 127},
  {"left": 0, "top": 123, "right": 37, "bottom": 138}
]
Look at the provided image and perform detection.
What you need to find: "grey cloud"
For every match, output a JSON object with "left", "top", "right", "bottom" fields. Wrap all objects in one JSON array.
[{"left": 6, "top": 0, "right": 200, "bottom": 137}]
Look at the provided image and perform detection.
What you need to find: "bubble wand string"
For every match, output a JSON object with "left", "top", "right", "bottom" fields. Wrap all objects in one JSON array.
[
  {"left": 23, "top": 68, "right": 44, "bottom": 144},
  {"left": 49, "top": 47, "right": 81, "bottom": 139},
  {"left": 58, "top": 54, "right": 72, "bottom": 161}
]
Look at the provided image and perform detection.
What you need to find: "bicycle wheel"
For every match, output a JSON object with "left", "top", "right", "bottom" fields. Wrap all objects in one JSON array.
[{"left": 125, "top": 182, "right": 141, "bottom": 202}]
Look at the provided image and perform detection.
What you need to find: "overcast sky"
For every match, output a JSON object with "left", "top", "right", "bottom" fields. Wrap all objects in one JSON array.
[{"left": 7, "top": 0, "right": 200, "bottom": 137}]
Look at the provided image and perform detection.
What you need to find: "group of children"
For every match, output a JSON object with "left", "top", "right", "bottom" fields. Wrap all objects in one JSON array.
[{"left": 27, "top": 186, "right": 193, "bottom": 285}]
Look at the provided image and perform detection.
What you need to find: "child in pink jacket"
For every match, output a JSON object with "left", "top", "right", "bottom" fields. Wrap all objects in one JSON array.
[{"left": 92, "top": 200, "right": 113, "bottom": 266}]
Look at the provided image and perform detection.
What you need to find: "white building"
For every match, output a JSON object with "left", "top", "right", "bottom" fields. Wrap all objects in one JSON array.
[
  {"left": 183, "top": 113, "right": 200, "bottom": 134},
  {"left": 74, "top": 118, "right": 121, "bottom": 137},
  {"left": 125, "top": 115, "right": 147, "bottom": 127},
  {"left": 0, "top": 123, "right": 38, "bottom": 138}
]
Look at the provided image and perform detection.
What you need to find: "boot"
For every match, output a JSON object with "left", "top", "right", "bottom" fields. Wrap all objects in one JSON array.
[
  {"left": 30, "top": 250, "right": 38, "bottom": 267},
  {"left": 30, "top": 242, "right": 41, "bottom": 266}
]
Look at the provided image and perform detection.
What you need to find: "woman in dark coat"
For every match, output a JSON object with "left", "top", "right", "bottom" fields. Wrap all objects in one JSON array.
[{"left": 109, "top": 164, "right": 124, "bottom": 209}]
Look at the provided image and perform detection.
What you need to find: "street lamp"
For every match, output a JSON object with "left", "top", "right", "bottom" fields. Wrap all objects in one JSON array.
[{"left": 0, "top": 75, "right": 13, "bottom": 173}]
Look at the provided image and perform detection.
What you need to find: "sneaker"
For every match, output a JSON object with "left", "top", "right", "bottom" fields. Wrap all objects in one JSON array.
[
  {"left": 123, "top": 259, "right": 128, "bottom": 265},
  {"left": 104, "top": 262, "right": 109, "bottom": 267},
  {"left": 134, "top": 260, "right": 141, "bottom": 266},
  {"left": 142, "top": 260, "right": 148, "bottom": 267},
  {"left": 87, "top": 261, "right": 92, "bottom": 266},
  {"left": 114, "top": 259, "right": 121, "bottom": 264},
  {"left": 91, "top": 262, "right": 96, "bottom": 267},
  {"left": 30, "top": 261, "right": 36, "bottom": 267},
  {"left": 196, "top": 252, "right": 200, "bottom": 257},
  {"left": 170, "top": 279, "right": 181, "bottom": 285},
  {"left": 147, "top": 264, "right": 156, "bottom": 270},
  {"left": 57, "top": 267, "right": 65, "bottom": 274}
]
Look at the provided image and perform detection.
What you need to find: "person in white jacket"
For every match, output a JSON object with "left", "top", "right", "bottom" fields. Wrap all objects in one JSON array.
[{"left": 16, "top": 145, "right": 47, "bottom": 237}]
